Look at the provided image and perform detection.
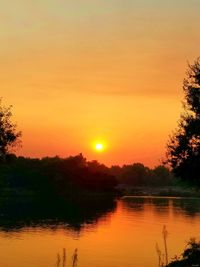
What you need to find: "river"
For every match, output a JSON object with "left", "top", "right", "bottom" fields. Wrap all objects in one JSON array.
[{"left": 0, "top": 197, "right": 200, "bottom": 267}]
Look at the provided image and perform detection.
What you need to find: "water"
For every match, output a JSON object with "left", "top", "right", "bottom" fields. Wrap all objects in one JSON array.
[{"left": 0, "top": 197, "right": 200, "bottom": 267}]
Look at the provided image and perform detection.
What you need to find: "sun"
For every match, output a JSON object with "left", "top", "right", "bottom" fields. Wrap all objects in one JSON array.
[
  {"left": 92, "top": 139, "right": 107, "bottom": 153},
  {"left": 95, "top": 143, "right": 104, "bottom": 151}
]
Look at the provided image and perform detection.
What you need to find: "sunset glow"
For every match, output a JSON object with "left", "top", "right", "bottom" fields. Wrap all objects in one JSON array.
[
  {"left": 1, "top": 2, "right": 200, "bottom": 267},
  {"left": 0, "top": 1, "right": 199, "bottom": 166}
]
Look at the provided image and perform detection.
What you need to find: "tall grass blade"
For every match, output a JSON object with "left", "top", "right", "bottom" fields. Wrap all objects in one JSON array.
[
  {"left": 162, "top": 225, "right": 168, "bottom": 265},
  {"left": 72, "top": 248, "right": 78, "bottom": 267},
  {"left": 63, "top": 248, "right": 66, "bottom": 267}
]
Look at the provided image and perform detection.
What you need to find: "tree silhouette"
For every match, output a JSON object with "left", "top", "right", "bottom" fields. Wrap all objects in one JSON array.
[
  {"left": 0, "top": 99, "right": 21, "bottom": 159},
  {"left": 166, "top": 58, "right": 200, "bottom": 184}
]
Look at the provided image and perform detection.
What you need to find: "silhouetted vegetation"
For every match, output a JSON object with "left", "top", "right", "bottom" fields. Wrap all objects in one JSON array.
[
  {"left": 0, "top": 154, "right": 117, "bottom": 199},
  {"left": 110, "top": 163, "right": 173, "bottom": 187},
  {"left": 166, "top": 58, "right": 200, "bottom": 185},
  {"left": 166, "top": 238, "right": 200, "bottom": 267},
  {"left": 0, "top": 153, "right": 175, "bottom": 201},
  {"left": 0, "top": 99, "right": 21, "bottom": 160}
]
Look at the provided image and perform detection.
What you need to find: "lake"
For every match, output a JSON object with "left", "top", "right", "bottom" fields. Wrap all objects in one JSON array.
[{"left": 0, "top": 196, "right": 200, "bottom": 267}]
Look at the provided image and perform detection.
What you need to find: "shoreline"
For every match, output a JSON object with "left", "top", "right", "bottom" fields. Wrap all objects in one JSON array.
[
  {"left": 118, "top": 185, "right": 200, "bottom": 198},
  {"left": 122, "top": 195, "right": 200, "bottom": 199}
]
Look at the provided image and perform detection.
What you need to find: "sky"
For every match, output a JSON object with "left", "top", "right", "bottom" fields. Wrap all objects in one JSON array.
[{"left": 0, "top": 0, "right": 200, "bottom": 167}]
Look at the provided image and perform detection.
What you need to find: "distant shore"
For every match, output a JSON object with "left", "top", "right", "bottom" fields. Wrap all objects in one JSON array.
[{"left": 118, "top": 185, "right": 200, "bottom": 198}]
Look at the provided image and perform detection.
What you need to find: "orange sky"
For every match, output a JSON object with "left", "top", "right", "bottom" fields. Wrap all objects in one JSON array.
[{"left": 1, "top": 0, "right": 200, "bottom": 167}]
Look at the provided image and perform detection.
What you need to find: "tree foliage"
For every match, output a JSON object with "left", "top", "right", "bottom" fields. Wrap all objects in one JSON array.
[
  {"left": 0, "top": 99, "right": 21, "bottom": 159},
  {"left": 166, "top": 58, "right": 200, "bottom": 184},
  {"left": 166, "top": 238, "right": 200, "bottom": 267},
  {"left": 0, "top": 154, "right": 117, "bottom": 195},
  {"left": 110, "top": 163, "right": 172, "bottom": 186}
]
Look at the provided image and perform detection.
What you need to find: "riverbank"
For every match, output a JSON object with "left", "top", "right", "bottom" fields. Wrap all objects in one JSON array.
[{"left": 118, "top": 185, "right": 200, "bottom": 198}]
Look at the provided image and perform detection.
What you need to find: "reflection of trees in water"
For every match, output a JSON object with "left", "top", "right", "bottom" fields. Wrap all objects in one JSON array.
[
  {"left": 122, "top": 197, "right": 200, "bottom": 217},
  {"left": 0, "top": 196, "right": 117, "bottom": 233},
  {"left": 150, "top": 198, "right": 171, "bottom": 217},
  {"left": 172, "top": 198, "right": 200, "bottom": 216},
  {"left": 121, "top": 197, "right": 146, "bottom": 212},
  {"left": 1, "top": 196, "right": 199, "bottom": 233},
  {"left": 122, "top": 197, "right": 171, "bottom": 213},
  {"left": 122, "top": 197, "right": 172, "bottom": 220}
]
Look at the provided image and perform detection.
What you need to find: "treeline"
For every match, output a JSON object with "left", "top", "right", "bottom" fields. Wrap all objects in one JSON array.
[
  {"left": 0, "top": 154, "right": 117, "bottom": 199},
  {"left": 0, "top": 153, "right": 119, "bottom": 230},
  {"left": 110, "top": 163, "right": 173, "bottom": 186},
  {"left": 0, "top": 153, "right": 173, "bottom": 201}
]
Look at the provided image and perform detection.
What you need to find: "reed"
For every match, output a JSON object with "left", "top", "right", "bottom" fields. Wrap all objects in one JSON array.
[
  {"left": 162, "top": 225, "right": 168, "bottom": 265},
  {"left": 56, "top": 253, "right": 61, "bottom": 267},
  {"left": 156, "top": 225, "right": 169, "bottom": 267},
  {"left": 56, "top": 248, "right": 78, "bottom": 267},
  {"left": 155, "top": 243, "right": 164, "bottom": 267},
  {"left": 63, "top": 248, "right": 66, "bottom": 267},
  {"left": 72, "top": 248, "right": 78, "bottom": 267}
]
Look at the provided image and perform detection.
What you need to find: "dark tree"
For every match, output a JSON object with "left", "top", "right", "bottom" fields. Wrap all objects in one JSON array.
[
  {"left": 166, "top": 58, "right": 200, "bottom": 184},
  {"left": 119, "top": 163, "right": 152, "bottom": 186},
  {"left": 166, "top": 239, "right": 200, "bottom": 267},
  {"left": 0, "top": 99, "right": 21, "bottom": 159}
]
